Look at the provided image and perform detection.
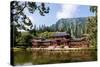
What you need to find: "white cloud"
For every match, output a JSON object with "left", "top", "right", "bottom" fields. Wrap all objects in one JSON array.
[{"left": 56, "top": 4, "right": 79, "bottom": 20}]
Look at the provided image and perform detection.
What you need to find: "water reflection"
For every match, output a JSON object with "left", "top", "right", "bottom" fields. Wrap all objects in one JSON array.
[
  {"left": 14, "top": 49, "right": 32, "bottom": 65},
  {"left": 14, "top": 48, "right": 97, "bottom": 66}
]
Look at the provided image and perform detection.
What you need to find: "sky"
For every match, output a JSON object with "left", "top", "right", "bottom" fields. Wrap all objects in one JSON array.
[{"left": 23, "top": 2, "right": 95, "bottom": 27}]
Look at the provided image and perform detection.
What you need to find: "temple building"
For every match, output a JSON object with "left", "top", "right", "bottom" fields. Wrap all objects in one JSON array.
[{"left": 32, "top": 32, "right": 89, "bottom": 48}]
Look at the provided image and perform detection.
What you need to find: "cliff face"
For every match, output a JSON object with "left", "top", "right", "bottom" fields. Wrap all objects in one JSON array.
[{"left": 50, "top": 17, "right": 88, "bottom": 38}]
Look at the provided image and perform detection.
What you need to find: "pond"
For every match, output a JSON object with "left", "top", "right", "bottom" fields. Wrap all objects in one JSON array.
[{"left": 13, "top": 48, "right": 97, "bottom": 66}]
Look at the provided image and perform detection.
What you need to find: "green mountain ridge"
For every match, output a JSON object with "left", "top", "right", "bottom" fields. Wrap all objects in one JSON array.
[{"left": 49, "top": 17, "right": 91, "bottom": 38}]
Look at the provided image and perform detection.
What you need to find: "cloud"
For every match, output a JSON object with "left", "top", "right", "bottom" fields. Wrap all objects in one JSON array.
[{"left": 56, "top": 4, "right": 79, "bottom": 20}]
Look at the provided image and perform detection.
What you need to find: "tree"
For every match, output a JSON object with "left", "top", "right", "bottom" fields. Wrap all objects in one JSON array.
[
  {"left": 11, "top": 1, "right": 50, "bottom": 31},
  {"left": 87, "top": 17, "right": 97, "bottom": 48},
  {"left": 87, "top": 6, "right": 97, "bottom": 48},
  {"left": 90, "top": 6, "right": 97, "bottom": 16},
  {"left": 10, "top": 1, "right": 50, "bottom": 47},
  {"left": 29, "top": 24, "right": 38, "bottom": 36}
]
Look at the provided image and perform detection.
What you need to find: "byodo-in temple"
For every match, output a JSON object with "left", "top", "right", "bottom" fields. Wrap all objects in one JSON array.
[{"left": 32, "top": 32, "right": 89, "bottom": 48}]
